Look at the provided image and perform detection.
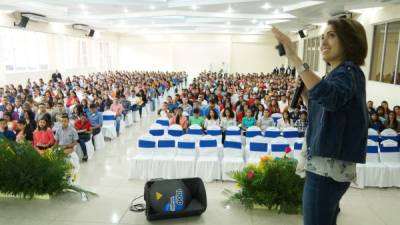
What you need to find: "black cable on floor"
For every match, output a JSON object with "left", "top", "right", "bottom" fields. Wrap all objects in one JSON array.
[{"left": 129, "top": 195, "right": 146, "bottom": 212}]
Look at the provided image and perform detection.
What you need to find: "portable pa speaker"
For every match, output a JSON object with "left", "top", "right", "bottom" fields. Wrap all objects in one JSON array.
[
  {"left": 14, "top": 16, "right": 29, "bottom": 28},
  {"left": 88, "top": 29, "right": 95, "bottom": 37},
  {"left": 144, "top": 178, "right": 207, "bottom": 221}
]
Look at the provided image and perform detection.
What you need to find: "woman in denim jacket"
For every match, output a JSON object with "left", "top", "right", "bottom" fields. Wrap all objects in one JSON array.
[{"left": 273, "top": 18, "right": 368, "bottom": 225}]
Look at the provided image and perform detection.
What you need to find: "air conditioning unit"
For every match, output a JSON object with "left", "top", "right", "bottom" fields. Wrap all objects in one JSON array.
[
  {"left": 331, "top": 11, "right": 353, "bottom": 19},
  {"left": 20, "top": 12, "right": 48, "bottom": 23},
  {"left": 72, "top": 23, "right": 90, "bottom": 31}
]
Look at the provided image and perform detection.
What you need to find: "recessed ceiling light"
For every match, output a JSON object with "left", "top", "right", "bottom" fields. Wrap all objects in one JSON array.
[
  {"left": 79, "top": 4, "right": 86, "bottom": 10},
  {"left": 251, "top": 19, "right": 258, "bottom": 24},
  {"left": 273, "top": 9, "right": 281, "bottom": 14},
  {"left": 226, "top": 21, "right": 231, "bottom": 26},
  {"left": 192, "top": 4, "right": 198, "bottom": 10},
  {"left": 149, "top": 5, "right": 156, "bottom": 10},
  {"left": 124, "top": 8, "right": 129, "bottom": 13},
  {"left": 262, "top": 3, "right": 272, "bottom": 10},
  {"left": 226, "top": 6, "right": 234, "bottom": 14}
]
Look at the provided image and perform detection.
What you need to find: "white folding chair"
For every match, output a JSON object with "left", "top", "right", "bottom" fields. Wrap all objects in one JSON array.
[
  {"left": 206, "top": 125, "right": 223, "bottom": 146},
  {"left": 225, "top": 126, "right": 241, "bottom": 140},
  {"left": 379, "top": 139, "right": 400, "bottom": 163},
  {"left": 93, "top": 131, "right": 106, "bottom": 150},
  {"left": 148, "top": 123, "right": 165, "bottom": 138},
  {"left": 245, "top": 126, "right": 262, "bottom": 144},
  {"left": 246, "top": 135, "right": 269, "bottom": 164},
  {"left": 129, "top": 135, "right": 156, "bottom": 180},
  {"left": 168, "top": 124, "right": 184, "bottom": 138},
  {"left": 282, "top": 127, "right": 299, "bottom": 147},
  {"left": 155, "top": 117, "right": 170, "bottom": 131},
  {"left": 75, "top": 137, "right": 94, "bottom": 160},
  {"left": 175, "top": 135, "right": 197, "bottom": 178},
  {"left": 196, "top": 135, "right": 222, "bottom": 182},
  {"left": 222, "top": 137, "right": 244, "bottom": 181},
  {"left": 368, "top": 128, "right": 380, "bottom": 143},
  {"left": 187, "top": 124, "right": 204, "bottom": 141},
  {"left": 150, "top": 135, "right": 176, "bottom": 179},
  {"left": 271, "top": 113, "right": 282, "bottom": 126},
  {"left": 366, "top": 139, "right": 380, "bottom": 163},
  {"left": 293, "top": 138, "right": 304, "bottom": 160},
  {"left": 270, "top": 137, "right": 290, "bottom": 158},
  {"left": 380, "top": 128, "right": 399, "bottom": 142},
  {"left": 102, "top": 111, "right": 117, "bottom": 140}
]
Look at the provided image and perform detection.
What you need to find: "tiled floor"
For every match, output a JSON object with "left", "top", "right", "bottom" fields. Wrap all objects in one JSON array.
[{"left": 1, "top": 110, "right": 399, "bottom": 225}]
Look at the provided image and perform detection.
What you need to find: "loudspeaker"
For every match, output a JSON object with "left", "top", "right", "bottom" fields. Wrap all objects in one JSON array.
[
  {"left": 88, "top": 29, "right": 95, "bottom": 37},
  {"left": 144, "top": 178, "right": 207, "bottom": 221},
  {"left": 14, "top": 16, "right": 29, "bottom": 28},
  {"left": 298, "top": 30, "right": 306, "bottom": 38}
]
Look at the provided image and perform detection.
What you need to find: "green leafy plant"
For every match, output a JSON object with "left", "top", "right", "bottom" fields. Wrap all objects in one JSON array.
[
  {"left": 0, "top": 138, "right": 97, "bottom": 199},
  {"left": 224, "top": 151, "right": 304, "bottom": 214}
]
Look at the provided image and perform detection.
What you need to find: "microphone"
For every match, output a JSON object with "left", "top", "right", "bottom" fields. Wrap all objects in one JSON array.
[{"left": 290, "top": 81, "right": 304, "bottom": 110}]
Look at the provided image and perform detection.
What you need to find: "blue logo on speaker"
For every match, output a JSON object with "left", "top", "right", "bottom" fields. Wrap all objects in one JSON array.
[{"left": 163, "top": 188, "right": 185, "bottom": 212}]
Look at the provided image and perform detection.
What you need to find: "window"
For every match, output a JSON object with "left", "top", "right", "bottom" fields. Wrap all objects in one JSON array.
[
  {"left": 303, "top": 37, "right": 320, "bottom": 71},
  {"left": 370, "top": 21, "right": 400, "bottom": 85}
]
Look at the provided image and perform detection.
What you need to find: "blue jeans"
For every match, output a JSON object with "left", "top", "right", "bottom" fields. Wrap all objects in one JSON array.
[
  {"left": 116, "top": 116, "right": 121, "bottom": 135},
  {"left": 303, "top": 171, "right": 350, "bottom": 225}
]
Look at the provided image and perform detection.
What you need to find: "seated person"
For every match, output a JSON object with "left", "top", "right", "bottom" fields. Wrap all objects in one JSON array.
[
  {"left": 87, "top": 103, "right": 103, "bottom": 148},
  {"left": 257, "top": 110, "right": 275, "bottom": 131},
  {"left": 33, "top": 118, "right": 55, "bottom": 153},
  {"left": 204, "top": 109, "right": 220, "bottom": 129},
  {"left": 55, "top": 114, "right": 78, "bottom": 155},
  {"left": 241, "top": 109, "right": 256, "bottom": 131},
  {"left": 16, "top": 119, "right": 32, "bottom": 143},
  {"left": 369, "top": 112, "right": 384, "bottom": 133},
  {"left": 0, "top": 118, "right": 16, "bottom": 141},
  {"left": 189, "top": 108, "right": 205, "bottom": 128},
  {"left": 169, "top": 107, "right": 188, "bottom": 130},
  {"left": 277, "top": 111, "right": 293, "bottom": 131},
  {"left": 294, "top": 111, "right": 308, "bottom": 137},
  {"left": 74, "top": 112, "right": 92, "bottom": 162}
]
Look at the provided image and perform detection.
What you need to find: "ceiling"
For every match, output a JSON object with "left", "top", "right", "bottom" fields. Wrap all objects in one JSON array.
[{"left": 0, "top": 0, "right": 399, "bottom": 35}]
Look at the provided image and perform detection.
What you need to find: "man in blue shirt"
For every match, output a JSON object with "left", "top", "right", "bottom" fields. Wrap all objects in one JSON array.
[
  {"left": 88, "top": 103, "right": 103, "bottom": 149},
  {"left": 201, "top": 100, "right": 220, "bottom": 117},
  {"left": 0, "top": 118, "right": 16, "bottom": 141}
]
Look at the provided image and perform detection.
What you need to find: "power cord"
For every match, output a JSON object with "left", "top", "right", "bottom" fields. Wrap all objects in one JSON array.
[{"left": 129, "top": 195, "right": 146, "bottom": 212}]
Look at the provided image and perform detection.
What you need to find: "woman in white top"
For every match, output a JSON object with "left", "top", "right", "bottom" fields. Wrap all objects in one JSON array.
[
  {"left": 204, "top": 108, "right": 220, "bottom": 129},
  {"left": 220, "top": 107, "right": 236, "bottom": 130},
  {"left": 277, "top": 111, "right": 293, "bottom": 130},
  {"left": 257, "top": 110, "right": 275, "bottom": 131}
]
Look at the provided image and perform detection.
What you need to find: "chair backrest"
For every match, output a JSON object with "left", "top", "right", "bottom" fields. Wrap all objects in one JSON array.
[
  {"left": 270, "top": 137, "right": 290, "bottom": 152},
  {"left": 198, "top": 135, "right": 219, "bottom": 156},
  {"left": 248, "top": 136, "right": 268, "bottom": 153},
  {"left": 264, "top": 126, "right": 281, "bottom": 138},
  {"left": 368, "top": 128, "right": 380, "bottom": 142},
  {"left": 149, "top": 123, "right": 165, "bottom": 137},
  {"left": 102, "top": 111, "right": 116, "bottom": 125},
  {"left": 367, "top": 139, "right": 379, "bottom": 153},
  {"left": 282, "top": 127, "right": 299, "bottom": 138},
  {"left": 380, "top": 128, "right": 399, "bottom": 142},
  {"left": 137, "top": 135, "right": 156, "bottom": 152},
  {"left": 246, "top": 126, "right": 262, "bottom": 138},
  {"left": 156, "top": 135, "right": 176, "bottom": 155},
  {"left": 225, "top": 126, "right": 241, "bottom": 137},
  {"left": 177, "top": 135, "right": 196, "bottom": 156},
  {"left": 223, "top": 139, "right": 243, "bottom": 158},
  {"left": 187, "top": 124, "right": 204, "bottom": 136},
  {"left": 207, "top": 125, "right": 222, "bottom": 137},
  {"left": 380, "top": 139, "right": 399, "bottom": 153},
  {"left": 168, "top": 124, "right": 184, "bottom": 137},
  {"left": 293, "top": 138, "right": 304, "bottom": 151},
  {"left": 156, "top": 117, "right": 170, "bottom": 127},
  {"left": 271, "top": 113, "right": 282, "bottom": 125}
]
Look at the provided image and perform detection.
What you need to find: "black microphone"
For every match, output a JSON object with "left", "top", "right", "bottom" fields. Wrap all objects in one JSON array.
[{"left": 290, "top": 81, "right": 304, "bottom": 110}]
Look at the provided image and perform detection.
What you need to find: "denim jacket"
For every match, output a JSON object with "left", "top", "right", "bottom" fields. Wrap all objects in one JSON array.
[{"left": 306, "top": 61, "right": 368, "bottom": 163}]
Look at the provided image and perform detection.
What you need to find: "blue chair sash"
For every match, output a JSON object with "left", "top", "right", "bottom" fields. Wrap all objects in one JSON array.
[
  {"left": 380, "top": 146, "right": 399, "bottom": 153},
  {"left": 168, "top": 130, "right": 184, "bottom": 137},
  {"left": 368, "top": 135, "right": 380, "bottom": 142},
  {"left": 149, "top": 129, "right": 164, "bottom": 136},
  {"left": 271, "top": 144, "right": 289, "bottom": 152},
  {"left": 380, "top": 136, "right": 399, "bottom": 142},
  {"left": 138, "top": 140, "right": 156, "bottom": 148},
  {"left": 294, "top": 142, "right": 303, "bottom": 151},
  {"left": 224, "top": 141, "right": 241, "bottom": 149},
  {"left": 103, "top": 115, "right": 116, "bottom": 120},
  {"left": 156, "top": 120, "right": 170, "bottom": 126},
  {"left": 249, "top": 142, "right": 268, "bottom": 152},
  {"left": 226, "top": 130, "right": 240, "bottom": 136},
  {"left": 200, "top": 139, "right": 217, "bottom": 148},
  {"left": 158, "top": 140, "right": 175, "bottom": 148},
  {"left": 265, "top": 131, "right": 281, "bottom": 138},
  {"left": 188, "top": 129, "right": 203, "bottom": 135},
  {"left": 283, "top": 131, "right": 299, "bottom": 138},
  {"left": 367, "top": 146, "right": 378, "bottom": 153},
  {"left": 246, "top": 131, "right": 261, "bottom": 138},
  {"left": 207, "top": 130, "right": 222, "bottom": 136},
  {"left": 178, "top": 142, "right": 196, "bottom": 149}
]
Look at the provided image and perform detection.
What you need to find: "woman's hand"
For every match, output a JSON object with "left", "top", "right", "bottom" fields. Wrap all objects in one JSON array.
[{"left": 271, "top": 27, "right": 301, "bottom": 65}]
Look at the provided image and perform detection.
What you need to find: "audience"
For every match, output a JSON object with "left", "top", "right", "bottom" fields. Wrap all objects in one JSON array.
[
  {"left": 55, "top": 114, "right": 78, "bottom": 155},
  {"left": 33, "top": 118, "right": 55, "bottom": 154},
  {"left": 74, "top": 112, "right": 92, "bottom": 162}
]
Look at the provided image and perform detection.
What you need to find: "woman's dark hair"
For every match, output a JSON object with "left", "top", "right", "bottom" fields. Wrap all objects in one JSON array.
[
  {"left": 223, "top": 107, "right": 234, "bottom": 119},
  {"left": 327, "top": 18, "right": 368, "bottom": 66},
  {"left": 37, "top": 118, "right": 50, "bottom": 131},
  {"left": 207, "top": 109, "right": 219, "bottom": 120},
  {"left": 175, "top": 107, "right": 183, "bottom": 124},
  {"left": 193, "top": 108, "right": 200, "bottom": 114}
]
